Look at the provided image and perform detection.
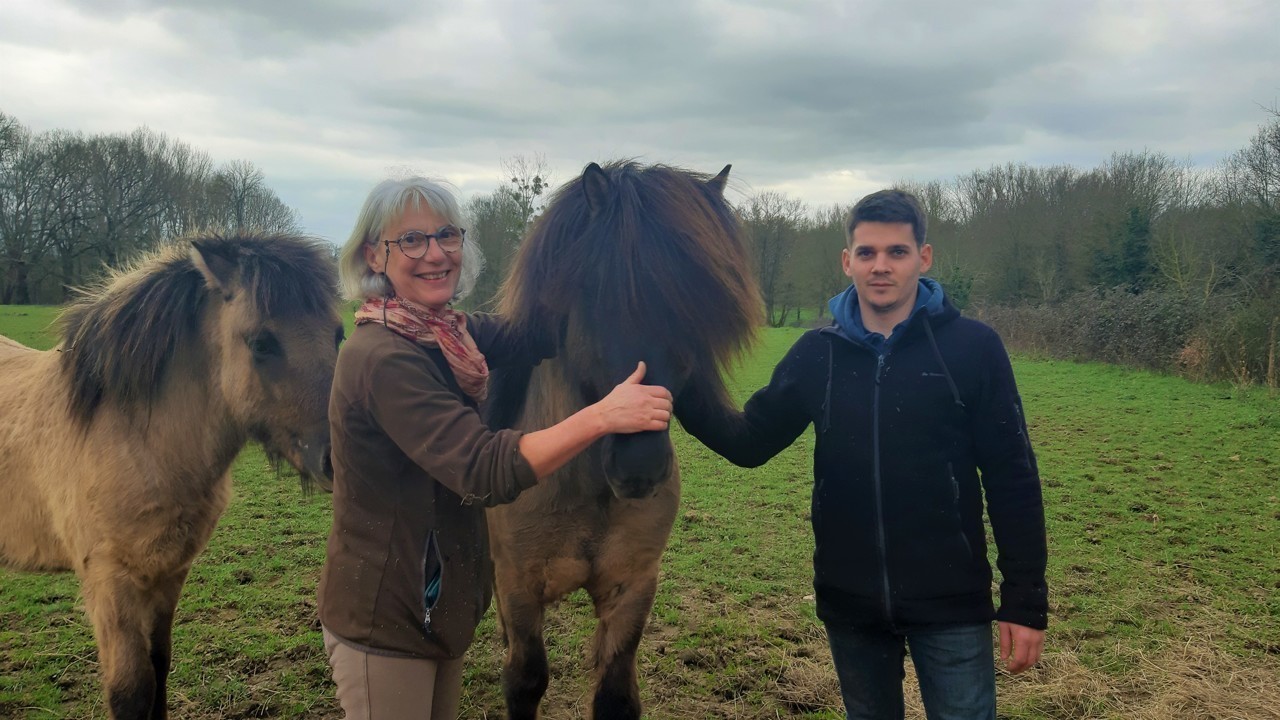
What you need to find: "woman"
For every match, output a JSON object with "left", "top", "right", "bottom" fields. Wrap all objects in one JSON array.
[{"left": 318, "top": 176, "right": 671, "bottom": 719}]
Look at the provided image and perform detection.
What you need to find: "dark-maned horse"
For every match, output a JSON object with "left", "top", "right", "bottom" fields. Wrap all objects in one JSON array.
[
  {"left": 0, "top": 233, "right": 342, "bottom": 720},
  {"left": 486, "top": 161, "right": 763, "bottom": 719}
]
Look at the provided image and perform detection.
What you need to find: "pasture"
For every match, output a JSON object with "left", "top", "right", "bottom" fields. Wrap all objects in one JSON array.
[{"left": 1, "top": 310, "right": 1278, "bottom": 719}]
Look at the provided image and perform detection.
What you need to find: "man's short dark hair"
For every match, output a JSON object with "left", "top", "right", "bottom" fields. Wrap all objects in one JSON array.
[{"left": 846, "top": 189, "right": 928, "bottom": 247}]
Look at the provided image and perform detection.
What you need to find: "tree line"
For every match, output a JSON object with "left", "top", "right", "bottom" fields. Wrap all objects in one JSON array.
[
  {"left": 0, "top": 110, "right": 298, "bottom": 304},
  {"left": 462, "top": 117, "right": 1278, "bottom": 386},
  {"left": 4, "top": 109, "right": 1276, "bottom": 385},
  {"left": 917, "top": 112, "right": 1279, "bottom": 386}
]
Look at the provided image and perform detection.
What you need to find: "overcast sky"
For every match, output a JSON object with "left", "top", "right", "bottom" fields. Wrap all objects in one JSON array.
[{"left": 2, "top": 0, "right": 1277, "bottom": 243}]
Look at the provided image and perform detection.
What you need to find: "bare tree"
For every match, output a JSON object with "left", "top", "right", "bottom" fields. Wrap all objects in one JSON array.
[
  {"left": 952, "top": 164, "right": 1054, "bottom": 302},
  {"left": 460, "top": 155, "right": 554, "bottom": 309},
  {"left": 1221, "top": 113, "right": 1280, "bottom": 209},
  {"left": 158, "top": 144, "right": 215, "bottom": 239},
  {"left": 0, "top": 114, "right": 41, "bottom": 303},
  {"left": 788, "top": 203, "right": 849, "bottom": 320},
  {"left": 209, "top": 159, "right": 299, "bottom": 233},
  {"left": 73, "top": 128, "right": 182, "bottom": 278},
  {"left": 501, "top": 153, "right": 552, "bottom": 230},
  {"left": 0, "top": 112, "right": 305, "bottom": 303},
  {"left": 1220, "top": 111, "right": 1280, "bottom": 293},
  {"left": 741, "top": 190, "right": 807, "bottom": 326}
]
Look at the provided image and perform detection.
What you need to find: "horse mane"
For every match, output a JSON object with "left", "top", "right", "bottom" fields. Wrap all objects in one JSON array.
[
  {"left": 58, "top": 232, "right": 338, "bottom": 425},
  {"left": 495, "top": 160, "right": 762, "bottom": 409}
]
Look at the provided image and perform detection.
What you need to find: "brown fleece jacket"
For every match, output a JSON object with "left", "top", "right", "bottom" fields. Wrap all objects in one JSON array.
[{"left": 318, "top": 314, "right": 540, "bottom": 659}]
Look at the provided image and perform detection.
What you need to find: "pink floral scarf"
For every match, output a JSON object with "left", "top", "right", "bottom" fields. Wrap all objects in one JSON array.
[{"left": 355, "top": 297, "right": 489, "bottom": 402}]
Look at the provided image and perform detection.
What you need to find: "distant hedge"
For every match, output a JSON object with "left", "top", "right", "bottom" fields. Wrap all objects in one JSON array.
[{"left": 976, "top": 289, "right": 1279, "bottom": 387}]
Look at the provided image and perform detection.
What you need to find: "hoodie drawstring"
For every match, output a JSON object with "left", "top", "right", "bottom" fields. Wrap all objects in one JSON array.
[{"left": 922, "top": 316, "right": 965, "bottom": 409}]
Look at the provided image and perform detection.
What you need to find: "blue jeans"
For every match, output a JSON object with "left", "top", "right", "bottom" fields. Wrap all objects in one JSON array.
[{"left": 825, "top": 622, "right": 995, "bottom": 720}]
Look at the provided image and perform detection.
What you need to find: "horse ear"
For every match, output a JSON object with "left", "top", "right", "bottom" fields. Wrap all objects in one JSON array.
[
  {"left": 190, "top": 239, "right": 240, "bottom": 300},
  {"left": 582, "top": 162, "right": 611, "bottom": 215},
  {"left": 707, "top": 164, "right": 731, "bottom": 196}
]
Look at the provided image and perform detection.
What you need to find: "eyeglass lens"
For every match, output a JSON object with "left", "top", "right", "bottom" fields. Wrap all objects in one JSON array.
[{"left": 393, "top": 226, "right": 465, "bottom": 258}]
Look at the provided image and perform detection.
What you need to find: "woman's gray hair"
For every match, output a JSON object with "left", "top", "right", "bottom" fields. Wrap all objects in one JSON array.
[{"left": 337, "top": 176, "right": 485, "bottom": 301}]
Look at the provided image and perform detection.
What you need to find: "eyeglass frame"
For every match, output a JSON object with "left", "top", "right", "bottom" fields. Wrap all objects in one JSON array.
[{"left": 382, "top": 225, "right": 467, "bottom": 259}]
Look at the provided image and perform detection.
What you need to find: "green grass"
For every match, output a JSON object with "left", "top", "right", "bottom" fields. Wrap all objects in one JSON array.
[
  {"left": 0, "top": 305, "right": 61, "bottom": 350},
  {"left": 1023, "top": 363, "right": 1280, "bottom": 658},
  {"left": 1, "top": 308, "right": 1278, "bottom": 718},
  {"left": 0, "top": 452, "right": 337, "bottom": 719}
]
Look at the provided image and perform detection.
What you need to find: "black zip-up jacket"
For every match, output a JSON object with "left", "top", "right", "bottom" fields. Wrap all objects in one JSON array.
[{"left": 677, "top": 294, "right": 1048, "bottom": 631}]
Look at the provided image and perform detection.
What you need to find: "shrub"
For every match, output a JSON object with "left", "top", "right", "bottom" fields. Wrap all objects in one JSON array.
[{"left": 977, "top": 288, "right": 1280, "bottom": 387}]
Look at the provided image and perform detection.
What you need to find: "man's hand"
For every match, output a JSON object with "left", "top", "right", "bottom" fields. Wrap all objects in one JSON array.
[{"left": 998, "top": 621, "right": 1044, "bottom": 674}]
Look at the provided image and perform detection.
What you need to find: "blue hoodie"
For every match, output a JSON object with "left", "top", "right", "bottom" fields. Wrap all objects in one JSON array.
[{"left": 827, "top": 277, "right": 947, "bottom": 354}]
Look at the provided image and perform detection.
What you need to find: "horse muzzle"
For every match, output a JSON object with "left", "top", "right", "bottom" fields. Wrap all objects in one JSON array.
[
  {"left": 601, "top": 433, "right": 671, "bottom": 500},
  {"left": 291, "top": 436, "right": 334, "bottom": 493}
]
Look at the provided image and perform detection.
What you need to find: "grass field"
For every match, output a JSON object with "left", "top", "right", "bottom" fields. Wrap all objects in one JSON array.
[
  {"left": 1, "top": 309, "right": 1278, "bottom": 718},
  {"left": 0, "top": 306, "right": 60, "bottom": 350}
]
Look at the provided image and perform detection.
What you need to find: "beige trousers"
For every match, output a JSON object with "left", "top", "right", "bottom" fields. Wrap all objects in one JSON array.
[{"left": 323, "top": 627, "right": 465, "bottom": 720}]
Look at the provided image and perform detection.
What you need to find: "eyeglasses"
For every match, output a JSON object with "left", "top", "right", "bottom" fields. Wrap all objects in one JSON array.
[{"left": 384, "top": 225, "right": 466, "bottom": 258}]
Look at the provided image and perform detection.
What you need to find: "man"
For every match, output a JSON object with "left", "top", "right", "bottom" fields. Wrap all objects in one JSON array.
[{"left": 676, "top": 189, "right": 1047, "bottom": 719}]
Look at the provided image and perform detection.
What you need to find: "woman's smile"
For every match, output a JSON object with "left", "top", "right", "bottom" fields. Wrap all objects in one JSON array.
[{"left": 368, "top": 204, "right": 463, "bottom": 310}]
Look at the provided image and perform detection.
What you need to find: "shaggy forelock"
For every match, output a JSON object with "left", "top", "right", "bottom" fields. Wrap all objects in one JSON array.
[
  {"left": 228, "top": 233, "right": 340, "bottom": 317},
  {"left": 59, "top": 232, "right": 338, "bottom": 424},
  {"left": 499, "top": 160, "right": 762, "bottom": 375}
]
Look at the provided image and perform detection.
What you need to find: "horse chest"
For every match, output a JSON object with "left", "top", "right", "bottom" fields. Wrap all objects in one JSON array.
[{"left": 88, "top": 472, "right": 232, "bottom": 571}]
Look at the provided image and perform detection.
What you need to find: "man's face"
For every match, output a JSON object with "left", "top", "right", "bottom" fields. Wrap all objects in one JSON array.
[{"left": 841, "top": 221, "right": 933, "bottom": 316}]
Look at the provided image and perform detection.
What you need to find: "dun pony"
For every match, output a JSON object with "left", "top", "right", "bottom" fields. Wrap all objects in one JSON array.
[
  {"left": 0, "top": 233, "right": 342, "bottom": 720},
  {"left": 486, "top": 161, "right": 762, "bottom": 719}
]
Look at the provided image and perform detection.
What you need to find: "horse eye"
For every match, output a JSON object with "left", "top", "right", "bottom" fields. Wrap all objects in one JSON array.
[{"left": 247, "top": 331, "right": 282, "bottom": 360}]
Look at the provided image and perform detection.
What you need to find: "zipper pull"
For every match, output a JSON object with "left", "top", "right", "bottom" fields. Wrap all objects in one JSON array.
[{"left": 875, "top": 354, "right": 885, "bottom": 384}]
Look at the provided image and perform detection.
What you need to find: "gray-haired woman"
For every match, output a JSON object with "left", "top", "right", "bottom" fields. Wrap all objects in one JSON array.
[{"left": 318, "top": 177, "right": 670, "bottom": 719}]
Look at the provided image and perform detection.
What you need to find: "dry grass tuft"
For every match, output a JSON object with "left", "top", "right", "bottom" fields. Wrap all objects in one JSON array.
[
  {"left": 1000, "top": 641, "right": 1280, "bottom": 720},
  {"left": 769, "top": 654, "right": 842, "bottom": 715}
]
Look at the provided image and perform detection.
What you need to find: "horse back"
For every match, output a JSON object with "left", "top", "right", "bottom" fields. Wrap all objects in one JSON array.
[
  {"left": 0, "top": 342, "right": 80, "bottom": 571},
  {"left": 0, "top": 333, "right": 35, "bottom": 359},
  {"left": 0, "top": 341, "right": 234, "bottom": 575}
]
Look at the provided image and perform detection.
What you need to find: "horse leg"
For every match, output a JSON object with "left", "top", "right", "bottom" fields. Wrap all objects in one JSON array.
[
  {"left": 498, "top": 589, "right": 550, "bottom": 720},
  {"left": 81, "top": 559, "right": 160, "bottom": 720},
  {"left": 588, "top": 574, "right": 658, "bottom": 720},
  {"left": 145, "top": 570, "right": 188, "bottom": 720},
  {"left": 147, "top": 604, "right": 173, "bottom": 720}
]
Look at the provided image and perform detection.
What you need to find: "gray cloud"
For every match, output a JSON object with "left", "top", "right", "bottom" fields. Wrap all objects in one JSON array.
[
  {"left": 62, "top": 0, "right": 411, "bottom": 50},
  {"left": 4, "top": 0, "right": 1278, "bottom": 242}
]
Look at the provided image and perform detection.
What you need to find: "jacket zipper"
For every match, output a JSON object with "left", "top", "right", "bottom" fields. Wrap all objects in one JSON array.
[
  {"left": 423, "top": 530, "right": 443, "bottom": 628},
  {"left": 949, "top": 462, "right": 973, "bottom": 559},
  {"left": 872, "top": 353, "right": 894, "bottom": 625}
]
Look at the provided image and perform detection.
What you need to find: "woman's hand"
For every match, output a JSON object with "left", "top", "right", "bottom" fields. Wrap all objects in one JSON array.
[
  {"left": 518, "top": 361, "right": 672, "bottom": 480},
  {"left": 590, "top": 361, "right": 673, "bottom": 435}
]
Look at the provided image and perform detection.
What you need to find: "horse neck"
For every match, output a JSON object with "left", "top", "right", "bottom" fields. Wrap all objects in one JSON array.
[
  {"left": 523, "top": 359, "right": 610, "bottom": 499},
  {"left": 122, "top": 335, "right": 248, "bottom": 485},
  {"left": 522, "top": 356, "right": 680, "bottom": 502}
]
